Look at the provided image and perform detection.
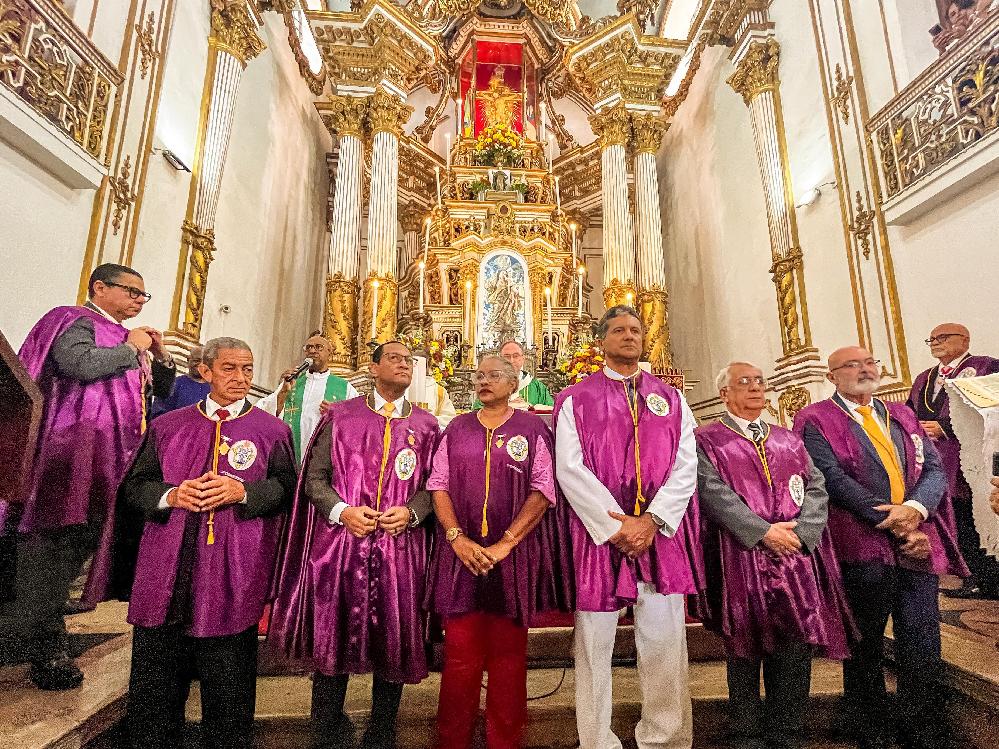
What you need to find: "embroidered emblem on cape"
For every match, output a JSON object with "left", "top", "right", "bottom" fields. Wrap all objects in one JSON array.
[
  {"left": 227, "top": 440, "right": 257, "bottom": 471},
  {"left": 958, "top": 367, "right": 977, "bottom": 379},
  {"left": 789, "top": 474, "right": 806, "bottom": 507},
  {"left": 646, "top": 393, "right": 670, "bottom": 417},
  {"left": 911, "top": 434, "right": 925, "bottom": 465},
  {"left": 506, "top": 434, "right": 529, "bottom": 462},
  {"left": 407, "top": 433, "right": 416, "bottom": 446},
  {"left": 395, "top": 448, "right": 417, "bottom": 480}
]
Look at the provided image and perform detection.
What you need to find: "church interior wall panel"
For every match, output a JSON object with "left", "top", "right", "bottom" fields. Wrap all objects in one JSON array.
[{"left": 877, "top": 0, "right": 941, "bottom": 91}]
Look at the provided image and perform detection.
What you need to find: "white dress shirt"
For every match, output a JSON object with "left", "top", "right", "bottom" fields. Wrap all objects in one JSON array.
[
  {"left": 328, "top": 391, "right": 407, "bottom": 525},
  {"left": 555, "top": 366, "right": 698, "bottom": 545},
  {"left": 158, "top": 395, "right": 248, "bottom": 508},
  {"left": 726, "top": 411, "right": 765, "bottom": 438},
  {"left": 838, "top": 394, "right": 928, "bottom": 519},
  {"left": 933, "top": 352, "right": 970, "bottom": 396},
  {"left": 256, "top": 369, "right": 359, "bottom": 451}
]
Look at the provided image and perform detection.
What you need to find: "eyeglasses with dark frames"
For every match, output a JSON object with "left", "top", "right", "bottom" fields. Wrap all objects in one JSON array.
[
  {"left": 924, "top": 333, "right": 967, "bottom": 345},
  {"left": 104, "top": 281, "right": 151, "bottom": 302},
  {"left": 830, "top": 358, "right": 880, "bottom": 372}
]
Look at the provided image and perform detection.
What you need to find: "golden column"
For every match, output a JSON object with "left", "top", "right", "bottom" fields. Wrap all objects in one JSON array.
[
  {"left": 169, "top": 0, "right": 265, "bottom": 345},
  {"left": 359, "top": 88, "right": 413, "bottom": 360},
  {"left": 631, "top": 112, "right": 672, "bottom": 371},
  {"left": 589, "top": 104, "right": 636, "bottom": 309},
  {"left": 727, "top": 38, "right": 812, "bottom": 357},
  {"left": 319, "top": 95, "right": 368, "bottom": 370}
]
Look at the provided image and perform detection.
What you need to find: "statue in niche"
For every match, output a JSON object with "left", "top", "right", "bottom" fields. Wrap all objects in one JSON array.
[
  {"left": 478, "top": 66, "right": 521, "bottom": 129},
  {"left": 489, "top": 168, "right": 512, "bottom": 191},
  {"left": 482, "top": 254, "right": 526, "bottom": 345}
]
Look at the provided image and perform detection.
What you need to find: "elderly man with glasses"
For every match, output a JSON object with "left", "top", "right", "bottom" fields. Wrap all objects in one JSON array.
[
  {"left": 906, "top": 324, "right": 999, "bottom": 599},
  {"left": 794, "top": 346, "right": 966, "bottom": 749},
  {"left": 1, "top": 262, "right": 175, "bottom": 690},
  {"left": 257, "top": 332, "right": 358, "bottom": 462}
]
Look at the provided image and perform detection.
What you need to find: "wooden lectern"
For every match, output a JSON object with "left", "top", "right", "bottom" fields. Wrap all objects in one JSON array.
[{"left": 0, "top": 329, "right": 42, "bottom": 601}]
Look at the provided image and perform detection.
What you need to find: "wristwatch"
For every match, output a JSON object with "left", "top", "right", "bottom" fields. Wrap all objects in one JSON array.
[
  {"left": 445, "top": 526, "right": 464, "bottom": 543},
  {"left": 648, "top": 512, "right": 667, "bottom": 529}
]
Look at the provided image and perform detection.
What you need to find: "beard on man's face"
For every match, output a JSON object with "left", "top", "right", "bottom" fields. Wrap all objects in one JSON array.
[{"left": 841, "top": 376, "right": 880, "bottom": 396}]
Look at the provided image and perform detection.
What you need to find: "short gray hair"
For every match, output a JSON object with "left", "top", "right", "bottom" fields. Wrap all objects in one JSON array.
[
  {"left": 478, "top": 354, "right": 519, "bottom": 387},
  {"left": 595, "top": 305, "right": 642, "bottom": 339},
  {"left": 498, "top": 339, "right": 525, "bottom": 355},
  {"left": 715, "top": 361, "right": 759, "bottom": 391},
  {"left": 202, "top": 337, "right": 252, "bottom": 367}
]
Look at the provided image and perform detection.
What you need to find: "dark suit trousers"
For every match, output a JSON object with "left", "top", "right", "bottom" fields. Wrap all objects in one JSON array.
[
  {"left": 841, "top": 562, "right": 945, "bottom": 747},
  {"left": 127, "top": 624, "right": 258, "bottom": 749},
  {"left": 312, "top": 671, "right": 404, "bottom": 746},
  {"left": 726, "top": 641, "right": 812, "bottom": 749}
]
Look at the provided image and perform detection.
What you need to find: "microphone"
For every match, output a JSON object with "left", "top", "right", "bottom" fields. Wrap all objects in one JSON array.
[{"left": 284, "top": 357, "right": 314, "bottom": 382}]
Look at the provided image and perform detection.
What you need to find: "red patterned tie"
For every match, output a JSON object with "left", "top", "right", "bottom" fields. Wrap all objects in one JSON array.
[
  {"left": 216, "top": 409, "right": 230, "bottom": 421},
  {"left": 940, "top": 366, "right": 954, "bottom": 378}
]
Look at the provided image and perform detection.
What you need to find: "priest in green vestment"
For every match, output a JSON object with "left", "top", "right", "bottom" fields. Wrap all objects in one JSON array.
[
  {"left": 257, "top": 333, "right": 358, "bottom": 460},
  {"left": 474, "top": 340, "right": 554, "bottom": 410}
]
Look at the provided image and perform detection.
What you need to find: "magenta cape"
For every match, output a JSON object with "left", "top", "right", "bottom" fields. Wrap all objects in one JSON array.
[
  {"left": 695, "top": 422, "right": 853, "bottom": 660},
  {"left": 425, "top": 410, "right": 572, "bottom": 626},
  {"left": 126, "top": 405, "right": 293, "bottom": 637},
  {"left": 794, "top": 398, "right": 966, "bottom": 577},
  {"left": 553, "top": 372, "right": 704, "bottom": 612},
  {"left": 8, "top": 306, "right": 146, "bottom": 606},
  {"left": 907, "top": 356, "right": 999, "bottom": 498},
  {"left": 268, "top": 397, "right": 440, "bottom": 683}
]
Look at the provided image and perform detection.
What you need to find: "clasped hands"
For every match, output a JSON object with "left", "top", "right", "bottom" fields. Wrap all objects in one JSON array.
[
  {"left": 875, "top": 503, "right": 931, "bottom": 560},
  {"left": 340, "top": 506, "right": 412, "bottom": 539},
  {"left": 452, "top": 535, "right": 514, "bottom": 576},
  {"left": 607, "top": 511, "right": 658, "bottom": 560},
  {"left": 168, "top": 472, "right": 245, "bottom": 512}
]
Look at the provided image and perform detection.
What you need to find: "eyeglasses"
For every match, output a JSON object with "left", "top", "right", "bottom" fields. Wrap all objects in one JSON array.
[
  {"left": 727, "top": 376, "right": 766, "bottom": 387},
  {"left": 473, "top": 371, "right": 509, "bottom": 384},
  {"left": 381, "top": 353, "right": 414, "bottom": 366},
  {"left": 924, "top": 333, "right": 967, "bottom": 345},
  {"left": 303, "top": 343, "right": 327, "bottom": 352},
  {"left": 104, "top": 281, "right": 151, "bottom": 301},
  {"left": 830, "top": 358, "right": 881, "bottom": 372}
]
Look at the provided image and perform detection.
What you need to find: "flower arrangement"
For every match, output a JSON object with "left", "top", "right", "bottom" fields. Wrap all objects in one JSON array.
[
  {"left": 398, "top": 332, "right": 458, "bottom": 385},
  {"left": 473, "top": 123, "right": 524, "bottom": 167},
  {"left": 557, "top": 343, "right": 605, "bottom": 385}
]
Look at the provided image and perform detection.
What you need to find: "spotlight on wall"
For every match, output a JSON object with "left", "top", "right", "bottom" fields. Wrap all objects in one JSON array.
[
  {"left": 795, "top": 181, "right": 837, "bottom": 208},
  {"left": 154, "top": 148, "right": 191, "bottom": 173}
]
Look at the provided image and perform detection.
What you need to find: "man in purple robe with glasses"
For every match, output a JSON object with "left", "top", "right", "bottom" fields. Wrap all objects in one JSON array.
[
  {"left": 554, "top": 305, "right": 702, "bottom": 749},
  {"left": 696, "top": 361, "right": 852, "bottom": 749},
  {"left": 0, "top": 262, "right": 175, "bottom": 690},
  {"left": 118, "top": 337, "right": 296, "bottom": 749}
]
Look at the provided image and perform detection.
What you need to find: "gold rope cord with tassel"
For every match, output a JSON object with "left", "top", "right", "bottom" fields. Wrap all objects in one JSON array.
[
  {"left": 623, "top": 382, "right": 644, "bottom": 516},
  {"left": 482, "top": 426, "right": 495, "bottom": 537},
  {"left": 207, "top": 418, "right": 223, "bottom": 545},
  {"left": 374, "top": 407, "right": 394, "bottom": 512}
]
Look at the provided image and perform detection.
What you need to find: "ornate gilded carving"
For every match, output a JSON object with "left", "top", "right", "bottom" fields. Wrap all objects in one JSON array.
[
  {"left": 849, "top": 191, "right": 875, "bottom": 260},
  {"left": 637, "top": 287, "right": 671, "bottom": 372},
  {"left": 318, "top": 94, "right": 368, "bottom": 138},
  {"left": 324, "top": 272, "right": 359, "bottom": 368},
  {"left": 663, "top": 36, "right": 706, "bottom": 117},
  {"left": 589, "top": 104, "right": 631, "bottom": 149},
  {"left": 413, "top": 66, "right": 453, "bottom": 143},
  {"left": 569, "top": 26, "right": 681, "bottom": 108},
  {"left": 278, "top": 2, "right": 326, "bottom": 95},
  {"left": 769, "top": 249, "right": 805, "bottom": 354},
  {"left": 870, "top": 13, "right": 999, "bottom": 200},
  {"left": 727, "top": 38, "right": 780, "bottom": 105},
  {"left": 209, "top": 0, "right": 266, "bottom": 65},
  {"left": 777, "top": 385, "right": 811, "bottom": 427},
  {"left": 541, "top": 74, "right": 578, "bottom": 151},
  {"left": 135, "top": 11, "right": 159, "bottom": 80},
  {"left": 603, "top": 279, "right": 636, "bottom": 309},
  {"left": 181, "top": 221, "right": 216, "bottom": 339},
  {"left": 109, "top": 155, "right": 136, "bottom": 236},
  {"left": 361, "top": 273, "right": 399, "bottom": 346},
  {"left": 0, "top": 0, "right": 121, "bottom": 162},
  {"left": 631, "top": 112, "right": 668, "bottom": 154},
  {"left": 367, "top": 87, "right": 413, "bottom": 136},
  {"left": 831, "top": 63, "right": 853, "bottom": 125}
]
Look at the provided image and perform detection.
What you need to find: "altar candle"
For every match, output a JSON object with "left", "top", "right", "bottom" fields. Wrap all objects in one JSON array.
[
  {"left": 435, "top": 166, "right": 442, "bottom": 206},
  {"left": 625, "top": 290, "right": 634, "bottom": 306},
  {"left": 423, "top": 216, "right": 431, "bottom": 260},
  {"left": 577, "top": 265, "right": 585, "bottom": 317},
  {"left": 539, "top": 101, "right": 547, "bottom": 142},
  {"left": 464, "top": 280, "right": 472, "bottom": 339},
  {"left": 546, "top": 135, "right": 553, "bottom": 171},
  {"left": 555, "top": 176, "right": 561, "bottom": 209},
  {"left": 545, "top": 286, "right": 553, "bottom": 345},
  {"left": 418, "top": 261, "right": 426, "bottom": 314},
  {"left": 455, "top": 98, "right": 461, "bottom": 136},
  {"left": 445, "top": 133, "right": 451, "bottom": 170},
  {"left": 570, "top": 222, "right": 577, "bottom": 265},
  {"left": 371, "top": 279, "right": 380, "bottom": 340}
]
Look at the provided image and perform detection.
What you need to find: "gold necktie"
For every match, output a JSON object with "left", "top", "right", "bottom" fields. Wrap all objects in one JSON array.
[
  {"left": 381, "top": 402, "right": 396, "bottom": 418},
  {"left": 856, "top": 405, "right": 905, "bottom": 505},
  {"left": 375, "top": 401, "right": 395, "bottom": 512}
]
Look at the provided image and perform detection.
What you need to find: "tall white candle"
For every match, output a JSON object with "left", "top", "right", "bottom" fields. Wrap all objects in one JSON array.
[
  {"left": 445, "top": 133, "right": 451, "bottom": 170},
  {"left": 435, "top": 166, "right": 442, "bottom": 206},
  {"left": 423, "top": 217, "right": 431, "bottom": 260},
  {"left": 464, "top": 280, "right": 473, "bottom": 345},
  {"left": 625, "top": 291, "right": 634, "bottom": 307},
  {"left": 577, "top": 265, "right": 585, "bottom": 317},
  {"left": 455, "top": 98, "right": 461, "bottom": 136},
  {"left": 555, "top": 176, "right": 561, "bottom": 209},
  {"left": 418, "top": 261, "right": 426, "bottom": 314},
  {"left": 546, "top": 136, "right": 553, "bottom": 171},
  {"left": 545, "top": 286, "right": 553, "bottom": 345},
  {"left": 371, "top": 280, "right": 380, "bottom": 340},
  {"left": 570, "top": 223, "right": 577, "bottom": 265},
  {"left": 539, "top": 101, "right": 547, "bottom": 142}
]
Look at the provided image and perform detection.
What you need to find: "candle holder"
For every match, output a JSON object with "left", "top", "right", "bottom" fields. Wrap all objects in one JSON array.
[{"left": 568, "top": 313, "right": 595, "bottom": 350}]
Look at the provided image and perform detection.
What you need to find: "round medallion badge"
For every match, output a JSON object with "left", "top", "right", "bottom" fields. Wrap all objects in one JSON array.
[
  {"left": 227, "top": 440, "right": 258, "bottom": 471},
  {"left": 506, "top": 434, "right": 529, "bottom": 462},
  {"left": 646, "top": 393, "right": 670, "bottom": 417},
  {"left": 788, "top": 474, "right": 805, "bottom": 507},
  {"left": 395, "top": 448, "right": 417, "bottom": 480}
]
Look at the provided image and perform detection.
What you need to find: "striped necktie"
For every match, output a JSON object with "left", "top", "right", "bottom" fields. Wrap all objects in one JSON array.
[{"left": 856, "top": 405, "right": 905, "bottom": 505}]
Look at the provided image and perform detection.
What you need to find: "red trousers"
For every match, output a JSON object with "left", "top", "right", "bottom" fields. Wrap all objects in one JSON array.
[{"left": 436, "top": 612, "right": 529, "bottom": 749}]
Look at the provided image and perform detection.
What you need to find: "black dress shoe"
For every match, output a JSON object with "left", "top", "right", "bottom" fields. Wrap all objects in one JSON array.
[
  {"left": 943, "top": 580, "right": 982, "bottom": 599},
  {"left": 313, "top": 716, "right": 355, "bottom": 749},
  {"left": 29, "top": 655, "right": 84, "bottom": 690}
]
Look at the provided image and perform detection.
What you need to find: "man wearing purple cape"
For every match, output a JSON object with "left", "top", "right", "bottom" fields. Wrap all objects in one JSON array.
[
  {"left": 118, "top": 337, "right": 297, "bottom": 749},
  {"left": 906, "top": 322, "right": 999, "bottom": 599},
  {"left": 269, "top": 341, "right": 439, "bottom": 749},
  {"left": 554, "top": 305, "right": 702, "bottom": 749},
  {"left": 795, "top": 346, "right": 966, "bottom": 749},
  {"left": 696, "top": 362, "right": 852, "bottom": 749},
  {"left": 0, "top": 262, "right": 176, "bottom": 690}
]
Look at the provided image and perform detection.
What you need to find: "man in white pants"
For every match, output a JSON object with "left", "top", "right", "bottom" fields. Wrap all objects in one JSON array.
[{"left": 554, "top": 305, "right": 700, "bottom": 749}]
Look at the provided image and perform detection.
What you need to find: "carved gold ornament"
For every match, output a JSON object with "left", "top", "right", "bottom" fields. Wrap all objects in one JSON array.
[
  {"left": 135, "top": 11, "right": 159, "bottom": 80},
  {"left": 849, "top": 191, "right": 875, "bottom": 260},
  {"left": 209, "top": 0, "right": 266, "bottom": 65},
  {"left": 631, "top": 112, "right": 668, "bottom": 154},
  {"left": 637, "top": 287, "right": 671, "bottom": 372},
  {"left": 367, "top": 87, "right": 413, "bottom": 136},
  {"left": 589, "top": 104, "right": 631, "bottom": 149},
  {"left": 109, "top": 155, "right": 137, "bottom": 236},
  {"left": 603, "top": 279, "right": 636, "bottom": 309},
  {"left": 324, "top": 272, "right": 359, "bottom": 368},
  {"left": 727, "top": 37, "right": 780, "bottom": 105},
  {"left": 769, "top": 248, "right": 805, "bottom": 355},
  {"left": 831, "top": 63, "right": 853, "bottom": 125},
  {"left": 319, "top": 94, "right": 369, "bottom": 138},
  {"left": 778, "top": 385, "right": 811, "bottom": 427},
  {"left": 181, "top": 221, "right": 216, "bottom": 339}
]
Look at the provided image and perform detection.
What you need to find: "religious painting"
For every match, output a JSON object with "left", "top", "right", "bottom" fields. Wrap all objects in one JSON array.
[{"left": 478, "top": 251, "right": 532, "bottom": 348}]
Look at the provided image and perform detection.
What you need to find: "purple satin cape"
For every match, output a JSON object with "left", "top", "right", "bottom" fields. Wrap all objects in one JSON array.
[
  {"left": 694, "top": 422, "right": 853, "bottom": 660},
  {"left": 126, "top": 405, "right": 293, "bottom": 637},
  {"left": 553, "top": 372, "right": 704, "bottom": 612},
  {"left": 425, "top": 410, "right": 572, "bottom": 626},
  {"left": 268, "top": 397, "right": 440, "bottom": 683},
  {"left": 9, "top": 306, "right": 146, "bottom": 607},
  {"left": 794, "top": 398, "right": 966, "bottom": 577}
]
